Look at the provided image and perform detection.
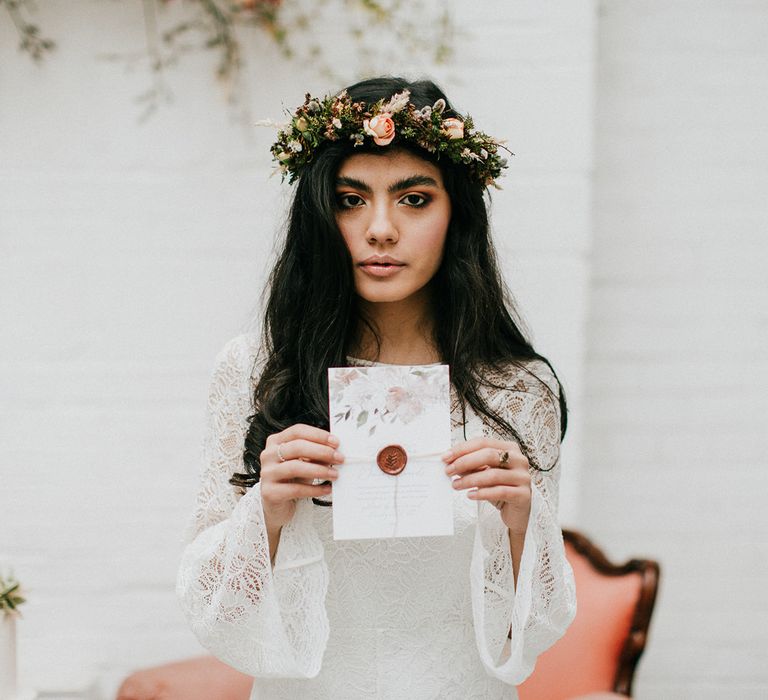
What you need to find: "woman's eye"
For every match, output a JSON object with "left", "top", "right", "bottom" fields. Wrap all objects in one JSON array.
[
  {"left": 338, "top": 193, "right": 365, "bottom": 208},
  {"left": 401, "top": 193, "right": 428, "bottom": 207}
]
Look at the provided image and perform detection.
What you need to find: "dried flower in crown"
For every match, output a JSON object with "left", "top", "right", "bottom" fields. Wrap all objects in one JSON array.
[{"left": 264, "top": 90, "right": 511, "bottom": 187}]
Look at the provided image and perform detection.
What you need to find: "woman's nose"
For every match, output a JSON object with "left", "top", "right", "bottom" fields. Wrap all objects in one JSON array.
[{"left": 366, "top": 203, "right": 398, "bottom": 243}]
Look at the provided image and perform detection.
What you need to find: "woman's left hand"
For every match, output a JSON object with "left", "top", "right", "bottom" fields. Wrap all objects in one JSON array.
[{"left": 443, "top": 438, "right": 532, "bottom": 535}]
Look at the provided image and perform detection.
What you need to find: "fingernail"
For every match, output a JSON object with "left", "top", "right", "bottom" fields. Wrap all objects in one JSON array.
[
  {"left": 441, "top": 451, "right": 452, "bottom": 462},
  {"left": 333, "top": 451, "right": 344, "bottom": 463},
  {"left": 328, "top": 435, "right": 340, "bottom": 447},
  {"left": 444, "top": 465, "right": 453, "bottom": 476}
]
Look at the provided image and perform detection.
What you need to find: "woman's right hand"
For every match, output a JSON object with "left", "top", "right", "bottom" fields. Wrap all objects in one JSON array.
[{"left": 260, "top": 424, "right": 343, "bottom": 531}]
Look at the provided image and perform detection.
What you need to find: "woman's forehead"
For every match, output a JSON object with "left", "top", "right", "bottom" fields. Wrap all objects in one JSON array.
[{"left": 337, "top": 149, "right": 443, "bottom": 184}]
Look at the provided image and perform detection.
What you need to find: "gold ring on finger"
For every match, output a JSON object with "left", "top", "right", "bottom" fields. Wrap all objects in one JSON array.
[
  {"left": 498, "top": 450, "right": 509, "bottom": 468},
  {"left": 277, "top": 443, "right": 287, "bottom": 462}
]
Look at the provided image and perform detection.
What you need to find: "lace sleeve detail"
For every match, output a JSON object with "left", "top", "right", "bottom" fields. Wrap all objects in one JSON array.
[
  {"left": 175, "top": 335, "right": 330, "bottom": 678},
  {"left": 469, "top": 360, "right": 577, "bottom": 685}
]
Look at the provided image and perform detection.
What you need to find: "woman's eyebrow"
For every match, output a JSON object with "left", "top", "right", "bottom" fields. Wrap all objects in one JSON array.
[
  {"left": 336, "top": 176, "right": 371, "bottom": 193},
  {"left": 387, "top": 175, "right": 439, "bottom": 193},
  {"left": 335, "top": 174, "right": 439, "bottom": 193}
]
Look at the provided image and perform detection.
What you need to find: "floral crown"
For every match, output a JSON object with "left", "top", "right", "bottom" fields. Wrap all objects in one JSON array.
[{"left": 265, "top": 89, "right": 511, "bottom": 187}]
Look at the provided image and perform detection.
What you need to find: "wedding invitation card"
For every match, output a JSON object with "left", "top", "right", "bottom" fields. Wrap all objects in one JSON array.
[{"left": 328, "top": 364, "right": 454, "bottom": 540}]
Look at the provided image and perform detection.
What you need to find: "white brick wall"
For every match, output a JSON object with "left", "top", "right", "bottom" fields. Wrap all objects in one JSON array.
[
  {"left": 0, "top": 0, "right": 594, "bottom": 692},
  {"left": 587, "top": 1, "right": 768, "bottom": 698},
  {"left": 10, "top": 1, "right": 767, "bottom": 697}
]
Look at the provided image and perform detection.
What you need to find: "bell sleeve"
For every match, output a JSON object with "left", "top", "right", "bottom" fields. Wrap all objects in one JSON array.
[
  {"left": 469, "top": 360, "right": 577, "bottom": 685},
  {"left": 176, "top": 334, "right": 330, "bottom": 678}
]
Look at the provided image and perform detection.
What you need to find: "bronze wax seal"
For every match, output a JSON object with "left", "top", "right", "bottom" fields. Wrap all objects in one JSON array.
[{"left": 376, "top": 445, "right": 407, "bottom": 475}]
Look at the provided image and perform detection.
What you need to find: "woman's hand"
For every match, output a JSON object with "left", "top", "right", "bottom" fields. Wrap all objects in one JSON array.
[
  {"left": 260, "top": 424, "right": 344, "bottom": 531},
  {"left": 443, "top": 437, "right": 532, "bottom": 535}
]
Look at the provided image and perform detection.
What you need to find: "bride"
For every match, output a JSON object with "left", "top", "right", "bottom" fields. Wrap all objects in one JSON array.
[{"left": 176, "top": 76, "right": 576, "bottom": 699}]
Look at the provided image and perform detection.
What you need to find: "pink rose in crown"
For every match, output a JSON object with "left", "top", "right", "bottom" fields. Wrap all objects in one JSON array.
[
  {"left": 442, "top": 117, "right": 464, "bottom": 139},
  {"left": 363, "top": 113, "right": 396, "bottom": 146}
]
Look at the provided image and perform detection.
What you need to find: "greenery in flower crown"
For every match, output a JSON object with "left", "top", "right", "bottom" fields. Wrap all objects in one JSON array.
[
  {"left": 269, "top": 90, "right": 511, "bottom": 187},
  {"left": 0, "top": 572, "right": 25, "bottom": 617}
]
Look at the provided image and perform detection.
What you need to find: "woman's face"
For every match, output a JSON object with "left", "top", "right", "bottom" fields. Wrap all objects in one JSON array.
[{"left": 334, "top": 149, "right": 451, "bottom": 306}]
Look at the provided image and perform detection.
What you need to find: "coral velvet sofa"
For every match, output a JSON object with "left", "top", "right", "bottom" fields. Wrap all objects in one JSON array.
[{"left": 117, "top": 530, "right": 659, "bottom": 700}]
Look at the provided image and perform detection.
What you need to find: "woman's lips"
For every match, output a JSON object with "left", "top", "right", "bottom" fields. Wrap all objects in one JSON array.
[{"left": 358, "top": 262, "right": 406, "bottom": 278}]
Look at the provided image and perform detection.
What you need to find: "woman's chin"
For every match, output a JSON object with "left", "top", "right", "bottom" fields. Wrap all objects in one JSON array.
[
  {"left": 354, "top": 278, "right": 435, "bottom": 307},
  {"left": 357, "top": 291, "right": 411, "bottom": 305}
]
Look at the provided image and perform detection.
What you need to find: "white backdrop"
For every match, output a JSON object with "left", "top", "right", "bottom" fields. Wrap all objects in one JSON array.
[
  {"left": 585, "top": 2, "right": 768, "bottom": 697},
  {"left": 4, "top": 1, "right": 765, "bottom": 698},
  {"left": 0, "top": 1, "right": 593, "bottom": 692}
]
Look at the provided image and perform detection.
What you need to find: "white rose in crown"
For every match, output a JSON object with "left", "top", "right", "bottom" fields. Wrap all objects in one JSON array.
[{"left": 441, "top": 117, "right": 464, "bottom": 139}]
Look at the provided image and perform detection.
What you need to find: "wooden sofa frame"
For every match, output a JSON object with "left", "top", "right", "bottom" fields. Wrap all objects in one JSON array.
[{"left": 562, "top": 529, "right": 660, "bottom": 696}]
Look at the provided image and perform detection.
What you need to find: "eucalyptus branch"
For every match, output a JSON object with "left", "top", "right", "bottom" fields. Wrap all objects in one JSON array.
[
  {"left": 136, "top": 0, "right": 173, "bottom": 122},
  {"left": 197, "top": 0, "right": 240, "bottom": 78},
  {"left": 2, "top": 0, "right": 55, "bottom": 61},
  {"left": 0, "top": 572, "right": 26, "bottom": 617},
  {"left": 5, "top": 0, "right": 456, "bottom": 115},
  {"left": 143, "top": 0, "right": 164, "bottom": 72},
  {"left": 357, "top": 0, "right": 388, "bottom": 22}
]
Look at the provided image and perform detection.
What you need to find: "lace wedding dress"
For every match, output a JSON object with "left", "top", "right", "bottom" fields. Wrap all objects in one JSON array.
[{"left": 176, "top": 334, "right": 576, "bottom": 699}]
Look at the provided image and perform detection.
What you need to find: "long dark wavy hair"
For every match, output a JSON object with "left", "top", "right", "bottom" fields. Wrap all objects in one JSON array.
[{"left": 231, "top": 76, "right": 568, "bottom": 489}]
